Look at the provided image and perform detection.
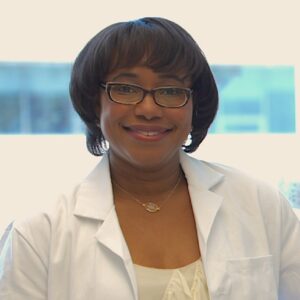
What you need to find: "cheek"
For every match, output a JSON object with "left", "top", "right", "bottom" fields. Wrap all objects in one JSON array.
[
  {"left": 98, "top": 97, "right": 128, "bottom": 140},
  {"left": 180, "top": 101, "right": 193, "bottom": 131},
  {"left": 98, "top": 96, "right": 113, "bottom": 138}
]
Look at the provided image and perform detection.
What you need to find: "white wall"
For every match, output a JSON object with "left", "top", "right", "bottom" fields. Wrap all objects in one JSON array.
[
  {"left": 0, "top": 0, "right": 299, "bottom": 65},
  {"left": 1, "top": 0, "right": 300, "bottom": 234}
]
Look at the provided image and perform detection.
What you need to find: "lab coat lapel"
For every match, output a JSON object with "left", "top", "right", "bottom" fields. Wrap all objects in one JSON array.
[
  {"left": 180, "top": 152, "right": 224, "bottom": 252},
  {"left": 94, "top": 206, "right": 130, "bottom": 260},
  {"left": 74, "top": 154, "right": 126, "bottom": 258},
  {"left": 94, "top": 207, "right": 138, "bottom": 300},
  {"left": 74, "top": 154, "right": 138, "bottom": 299}
]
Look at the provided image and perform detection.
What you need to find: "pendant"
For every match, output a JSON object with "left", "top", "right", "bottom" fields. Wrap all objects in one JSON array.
[{"left": 143, "top": 202, "right": 160, "bottom": 213}]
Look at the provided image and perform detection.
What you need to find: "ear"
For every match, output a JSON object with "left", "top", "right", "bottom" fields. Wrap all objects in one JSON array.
[{"left": 188, "top": 121, "right": 193, "bottom": 134}]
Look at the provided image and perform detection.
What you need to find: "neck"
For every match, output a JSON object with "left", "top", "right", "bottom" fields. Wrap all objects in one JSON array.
[{"left": 108, "top": 150, "right": 183, "bottom": 197}]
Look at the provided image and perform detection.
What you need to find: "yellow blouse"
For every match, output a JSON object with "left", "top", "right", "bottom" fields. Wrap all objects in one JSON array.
[{"left": 134, "top": 259, "right": 210, "bottom": 300}]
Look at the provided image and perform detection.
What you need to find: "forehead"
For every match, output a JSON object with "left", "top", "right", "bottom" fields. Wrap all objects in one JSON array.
[{"left": 106, "top": 66, "right": 191, "bottom": 85}]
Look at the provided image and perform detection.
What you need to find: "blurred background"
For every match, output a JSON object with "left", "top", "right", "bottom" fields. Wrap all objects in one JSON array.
[{"left": 0, "top": 0, "right": 299, "bottom": 235}]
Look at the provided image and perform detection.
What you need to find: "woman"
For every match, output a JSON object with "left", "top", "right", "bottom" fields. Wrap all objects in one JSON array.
[{"left": 0, "top": 17, "right": 299, "bottom": 300}]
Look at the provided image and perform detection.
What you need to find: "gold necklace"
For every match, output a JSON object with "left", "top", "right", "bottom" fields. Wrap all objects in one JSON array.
[{"left": 113, "top": 172, "right": 182, "bottom": 213}]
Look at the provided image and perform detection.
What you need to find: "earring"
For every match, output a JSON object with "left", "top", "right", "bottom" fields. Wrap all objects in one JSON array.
[{"left": 95, "top": 119, "right": 101, "bottom": 128}]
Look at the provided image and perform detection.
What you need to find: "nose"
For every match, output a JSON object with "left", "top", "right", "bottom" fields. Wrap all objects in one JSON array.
[{"left": 134, "top": 92, "right": 163, "bottom": 120}]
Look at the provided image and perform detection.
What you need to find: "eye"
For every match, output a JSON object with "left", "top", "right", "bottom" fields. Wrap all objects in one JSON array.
[
  {"left": 113, "top": 84, "right": 139, "bottom": 94},
  {"left": 159, "top": 88, "right": 184, "bottom": 96}
]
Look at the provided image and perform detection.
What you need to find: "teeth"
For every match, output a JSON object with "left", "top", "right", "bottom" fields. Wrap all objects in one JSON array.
[{"left": 138, "top": 131, "right": 160, "bottom": 136}]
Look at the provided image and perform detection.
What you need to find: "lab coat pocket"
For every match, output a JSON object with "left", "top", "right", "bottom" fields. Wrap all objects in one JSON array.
[{"left": 227, "top": 255, "right": 277, "bottom": 300}]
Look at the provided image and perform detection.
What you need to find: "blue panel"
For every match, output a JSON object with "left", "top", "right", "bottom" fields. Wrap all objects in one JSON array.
[
  {"left": 210, "top": 65, "right": 295, "bottom": 133},
  {"left": 0, "top": 63, "right": 296, "bottom": 134}
]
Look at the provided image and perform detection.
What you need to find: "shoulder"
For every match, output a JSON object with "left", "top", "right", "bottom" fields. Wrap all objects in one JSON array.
[
  {"left": 182, "top": 152, "right": 280, "bottom": 199},
  {"left": 11, "top": 185, "right": 80, "bottom": 252},
  {"left": 205, "top": 160, "right": 278, "bottom": 192},
  {"left": 190, "top": 156, "right": 300, "bottom": 237},
  {"left": 181, "top": 153, "right": 285, "bottom": 221},
  {"left": 205, "top": 160, "right": 282, "bottom": 204},
  {"left": 11, "top": 155, "right": 112, "bottom": 251},
  {"left": 207, "top": 160, "right": 284, "bottom": 215}
]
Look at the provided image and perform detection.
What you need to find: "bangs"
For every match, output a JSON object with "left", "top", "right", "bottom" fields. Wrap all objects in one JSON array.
[{"left": 101, "top": 18, "right": 205, "bottom": 82}]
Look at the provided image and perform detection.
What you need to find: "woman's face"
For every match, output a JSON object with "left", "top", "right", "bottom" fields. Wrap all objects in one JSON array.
[{"left": 99, "top": 66, "right": 193, "bottom": 170}]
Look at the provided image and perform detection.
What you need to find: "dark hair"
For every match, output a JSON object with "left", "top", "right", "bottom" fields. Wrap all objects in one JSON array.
[{"left": 69, "top": 17, "right": 218, "bottom": 156}]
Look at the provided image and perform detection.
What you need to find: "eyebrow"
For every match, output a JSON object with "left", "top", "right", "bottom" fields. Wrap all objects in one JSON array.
[
  {"left": 111, "top": 72, "right": 187, "bottom": 83},
  {"left": 111, "top": 73, "right": 138, "bottom": 81},
  {"left": 158, "top": 74, "right": 189, "bottom": 83}
]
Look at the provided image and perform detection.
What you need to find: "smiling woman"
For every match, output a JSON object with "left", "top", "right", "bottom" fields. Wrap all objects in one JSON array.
[
  {"left": 0, "top": 17, "right": 300, "bottom": 300},
  {"left": 98, "top": 66, "right": 193, "bottom": 171}
]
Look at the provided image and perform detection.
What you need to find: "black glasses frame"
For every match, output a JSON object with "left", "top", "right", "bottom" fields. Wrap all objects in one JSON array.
[{"left": 100, "top": 82, "right": 192, "bottom": 108}]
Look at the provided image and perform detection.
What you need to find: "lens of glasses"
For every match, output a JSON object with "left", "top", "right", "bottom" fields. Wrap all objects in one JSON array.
[
  {"left": 109, "top": 84, "right": 143, "bottom": 104},
  {"left": 154, "top": 88, "right": 189, "bottom": 107}
]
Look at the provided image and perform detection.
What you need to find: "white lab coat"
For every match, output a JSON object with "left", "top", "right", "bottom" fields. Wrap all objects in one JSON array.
[{"left": 0, "top": 151, "right": 300, "bottom": 300}]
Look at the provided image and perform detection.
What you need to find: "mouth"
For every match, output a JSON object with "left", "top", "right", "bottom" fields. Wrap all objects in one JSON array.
[
  {"left": 123, "top": 125, "right": 172, "bottom": 141},
  {"left": 136, "top": 131, "right": 161, "bottom": 136}
]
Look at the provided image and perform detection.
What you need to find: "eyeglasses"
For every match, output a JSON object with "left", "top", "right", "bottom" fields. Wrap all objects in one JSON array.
[{"left": 100, "top": 82, "right": 192, "bottom": 108}]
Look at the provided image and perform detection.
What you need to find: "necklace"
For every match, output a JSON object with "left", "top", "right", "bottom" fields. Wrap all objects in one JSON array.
[{"left": 113, "top": 172, "right": 182, "bottom": 213}]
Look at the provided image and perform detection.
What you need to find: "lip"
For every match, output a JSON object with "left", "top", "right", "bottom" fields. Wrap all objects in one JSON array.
[{"left": 122, "top": 124, "right": 172, "bottom": 141}]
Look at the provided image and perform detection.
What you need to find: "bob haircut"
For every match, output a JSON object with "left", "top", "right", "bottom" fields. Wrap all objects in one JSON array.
[{"left": 70, "top": 17, "right": 218, "bottom": 156}]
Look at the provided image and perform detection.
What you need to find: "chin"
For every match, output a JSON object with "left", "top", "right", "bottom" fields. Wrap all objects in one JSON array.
[{"left": 127, "top": 148, "right": 181, "bottom": 170}]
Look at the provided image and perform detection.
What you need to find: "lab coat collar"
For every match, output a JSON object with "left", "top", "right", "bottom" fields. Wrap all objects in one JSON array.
[
  {"left": 73, "top": 154, "right": 133, "bottom": 262},
  {"left": 180, "top": 151, "right": 224, "bottom": 248},
  {"left": 73, "top": 151, "right": 224, "bottom": 223},
  {"left": 74, "top": 151, "right": 225, "bottom": 247},
  {"left": 73, "top": 153, "right": 113, "bottom": 221},
  {"left": 180, "top": 151, "right": 224, "bottom": 190}
]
